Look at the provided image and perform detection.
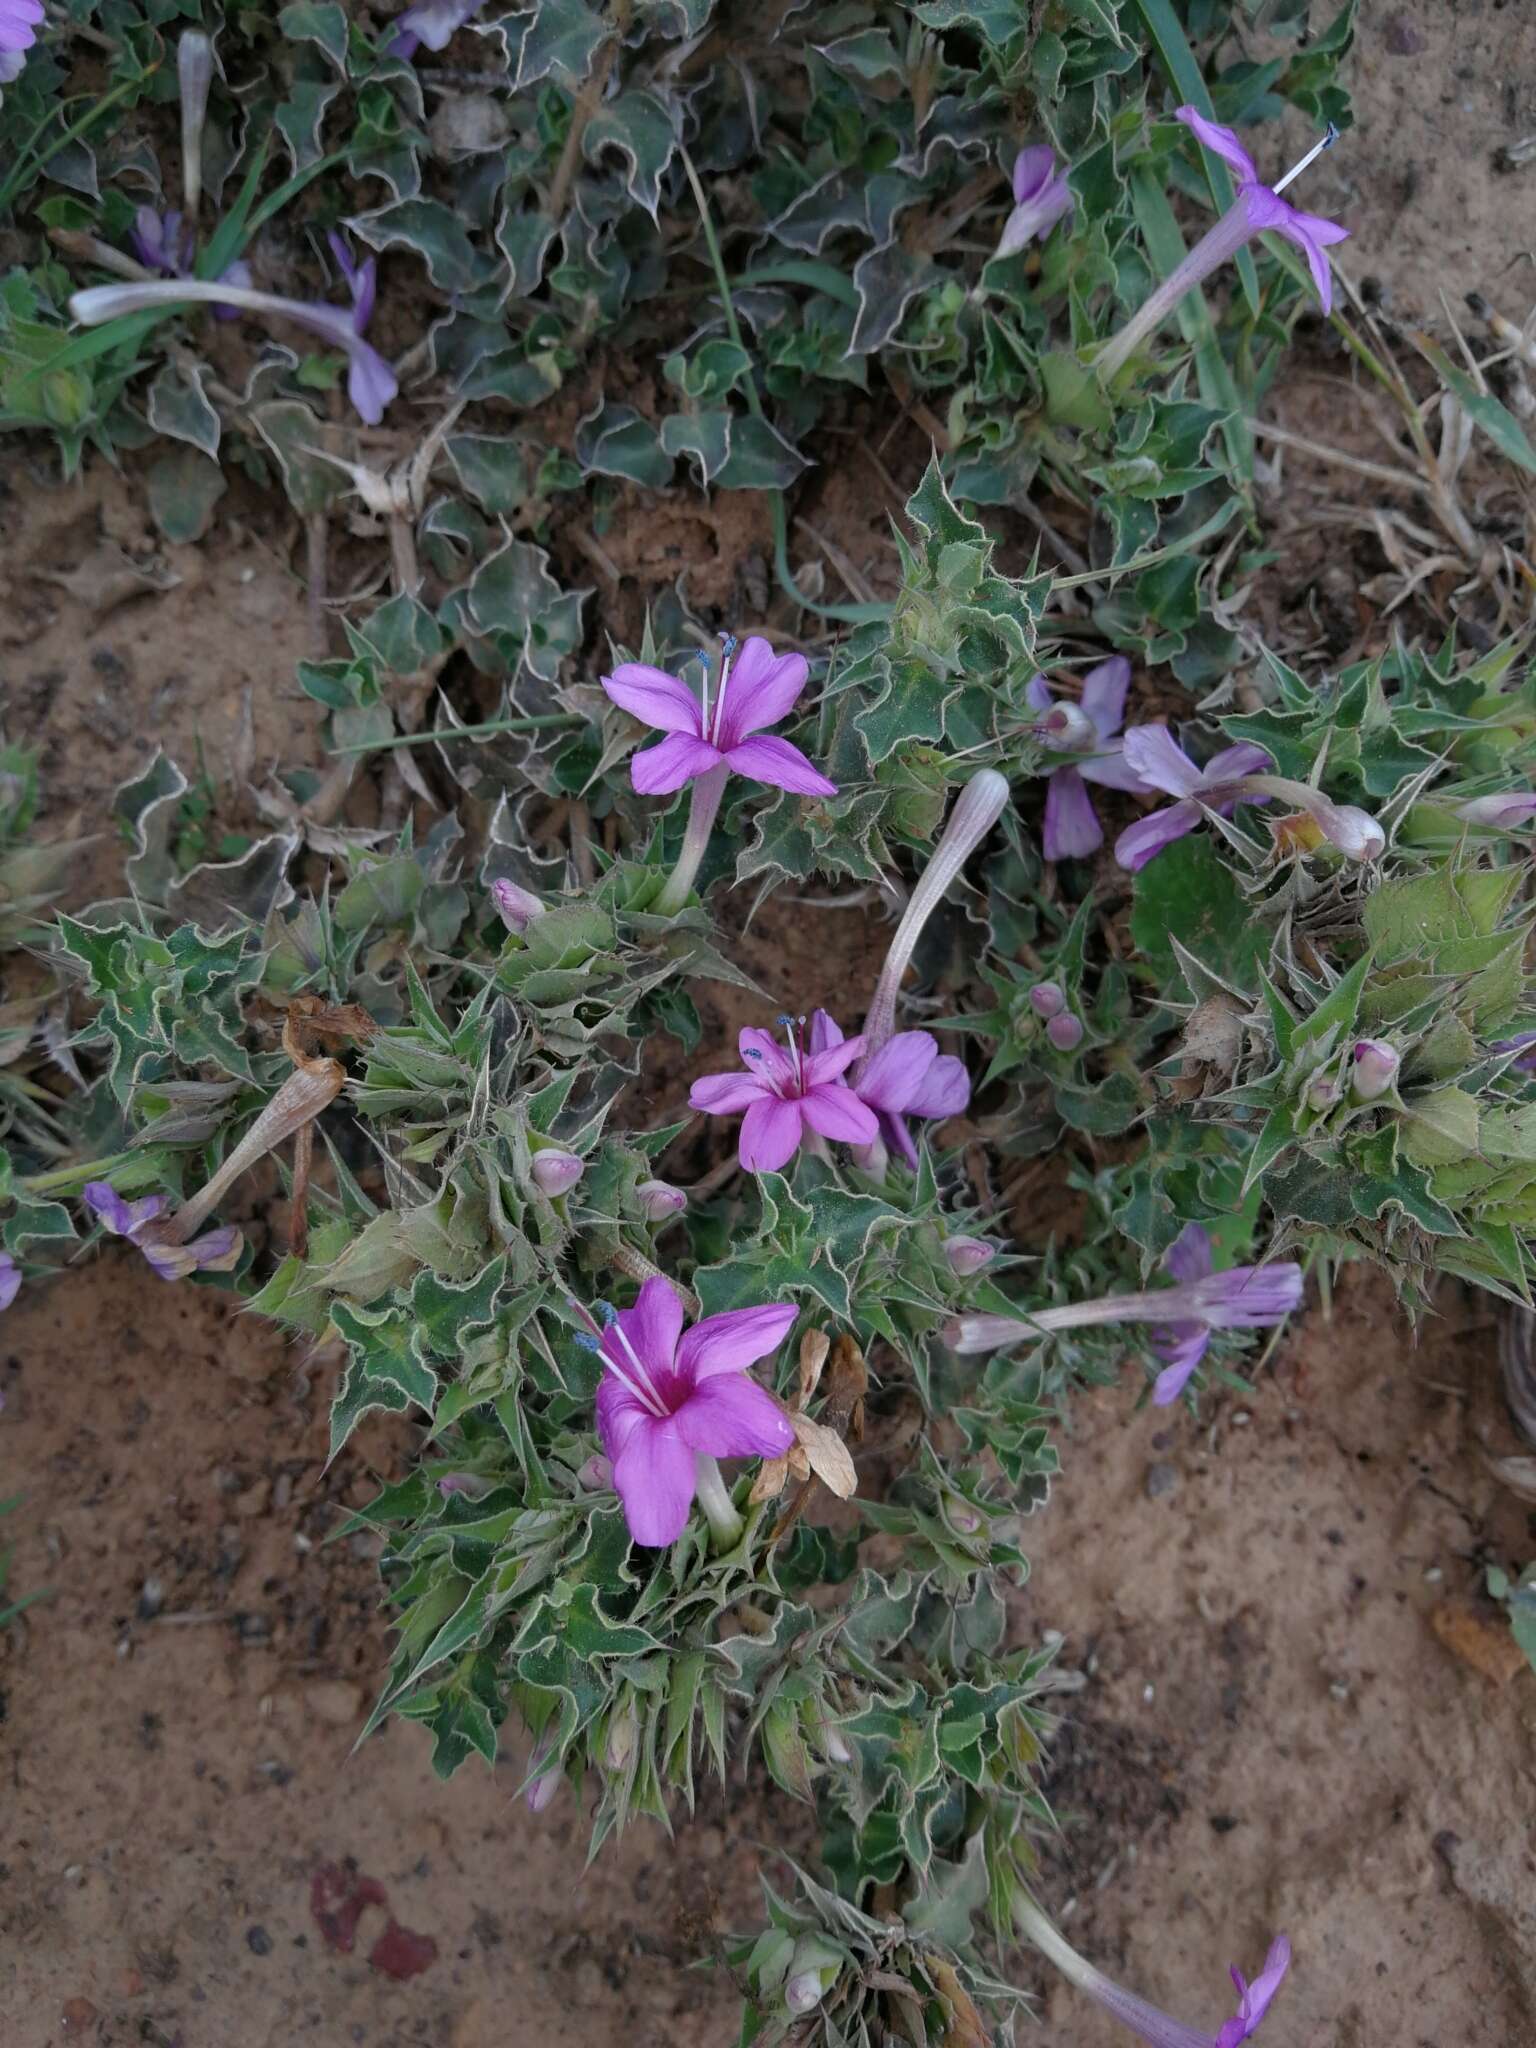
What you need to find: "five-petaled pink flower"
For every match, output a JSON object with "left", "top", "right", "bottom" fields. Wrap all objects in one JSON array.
[
  {"left": 690, "top": 1013, "right": 877, "bottom": 1172},
  {"left": 601, "top": 635, "right": 837, "bottom": 800},
  {"left": 588, "top": 1277, "right": 796, "bottom": 1547}
]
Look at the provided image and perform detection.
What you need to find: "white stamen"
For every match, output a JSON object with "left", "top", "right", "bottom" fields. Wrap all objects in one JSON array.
[
  {"left": 608, "top": 1318, "right": 670, "bottom": 1417},
  {"left": 709, "top": 640, "right": 737, "bottom": 748},
  {"left": 1271, "top": 122, "right": 1338, "bottom": 196}
]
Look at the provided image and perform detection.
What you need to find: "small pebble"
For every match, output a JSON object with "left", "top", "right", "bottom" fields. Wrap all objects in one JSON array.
[
  {"left": 137, "top": 1577, "right": 164, "bottom": 1621},
  {"left": 1144, "top": 1461, "right": 1180, "bottom": 1500},
  {"left": 247, "top": 1926, "right": 272, "bottom": 1956}
]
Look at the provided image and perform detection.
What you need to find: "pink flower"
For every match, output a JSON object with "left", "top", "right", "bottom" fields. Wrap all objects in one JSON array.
[
  {"left": 1026, "top": 658, "right": 1152, "bottom": 860},
  {"left": 1175, "top": 108, "right": 1349, "bottom": 312},
  {"left": 0, "top": 1251, "right": 19, "bottom": 1311},
  {"left": 601, "top": 635, "right": 836, "bottom": 800},
  {"left": 996, "top": 145, "right": 1073, "bottom": 259},
  {"left": 690, "top": 1013, "right": 878, "bottom": 1173},
  {"left": 389, "top": 0, "right": 486, "bottom": 58},
  {"left": 0, "top": 0, "right": 42, "bottom": 80},
  {"left": 809, "top": 1012, "right": 970, "bottom": 1168},
  {"left": 82, "top": 1181, "right": 242, "bottom": 1281},
  {"left": 587, "top": 1278, "right": 796, "bottom": 1547}
]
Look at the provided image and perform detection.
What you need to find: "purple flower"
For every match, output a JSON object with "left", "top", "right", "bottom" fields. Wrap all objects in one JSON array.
[
  {"left": 1455, "top": 791, "right": 1536, "bottom": 830},
  {"left": 128, "top": 207, "right": 253, "bottom": 316},
  {"left": 996, "top": 145, "right": 1074, "bottom": 259},
  {"left": 1350, "top": 1038, "right": 1399, "bottom": 1102},
  {"left": 1492, "top": 1030, "right": 1536, "bottom": 1074},
  {"left": 946, "top": 1222, "right": 1303, "bottom": 1372},
  {"left": 0, "top": 0, "right": 41, "bottom": 79},
  {"left": 1027, "top": 658, "right": 1152, "bottom": 861},
  {"left": 1097, "top": 107, "right": 1347, "bottom": 382},
  {"left": 1114, "top": 726, "right": 1274, "bottom": 871},
  {"left": 388, "top": 0, "right": 486, "bottom": 59},
  {"left": 1176, "top": 108, "right": 1349, "bottom": 310},
  {"left": 1016, "top": 1897, "right": 1291, "bottom": 2048},
  {"left": 601, "top": 635, "right": 836, "bottom": 801},
  {"left": 0, "top": 1251, "right": 19, "bottom": 1312},
  {"left": 810, "top": 1012, "right": 970, "bottom": 1169},
  {"left": 83, "top": 1180, "right": 243, "bottom": 1282},
  {"left": 589, "top": 1277, "right": 796, "bottom": 1548},
  {"left": 690, "top": 1013, "right": 877, "bottom": 1173},
  {"left": 68, "top": 276, "right": 398, "bottom": 426}
]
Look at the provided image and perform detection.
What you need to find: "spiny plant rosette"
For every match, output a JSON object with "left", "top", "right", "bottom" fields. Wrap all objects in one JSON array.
[{"left": 4, "top": 2, "right": 1534, "bottom": 2044}]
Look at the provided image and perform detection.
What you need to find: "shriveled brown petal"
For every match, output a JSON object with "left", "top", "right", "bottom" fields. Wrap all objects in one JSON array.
[
  {"left": 749, "top": 1456, "right": 790, "bottom": 1504},
  {"left": 793, "top": 1415, "right": 857, "bottom": 1500},
  {"left": 797, "top": 1327, "right": 830, "bottom": 1407}
]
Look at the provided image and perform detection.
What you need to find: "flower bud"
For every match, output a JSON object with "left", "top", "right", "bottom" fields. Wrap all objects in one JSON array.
[
  {"left": 491, "top": 877, "right": 544, "bottom": 934},
  {"left": 178, "top": 32, "right": 213, "bottom": 218},
  {"left": 1324, "top": 802, "right": 1385, "bottom": 862},
  {"left": 525, "top": 1738, "right": 563, "bottom": 1814},
  {"left": 818, "top": 1724, "right": 853, "bottom": 1765},
  {"left": 605, "top": 1708, "right": 637, "bottom": 1773},
  {"left": 949, "top": 1502, "right": 983, "bottom": 1534},
  {"left": 785, "top": 1973, "right": 824, "bottom": 2015},
  {"left": 1046, "top": 1011, "right": 1084, "bottom": 1052},
  {"left": 1029, "top": 982, "right": 1067, "bottom": 1020},
  {"left": 637, "top": 1178, "right": 686, "bottom": 1222},
  {"left": 531, "top": 1150, "right": 583, "bottom": 1196},
  {"left": 1350, "top": 1038, "right": 1399, "bottom": 1102},
  {"left": 1455, "top": 791, "right": 1536, "bottom": 830},
  {"left": 1038, "top": 700, "right": 1095, "bottom": 752},
  {"left": 436, "top": 1472, "right": 492, "bottom": 1500},
  {"left": 1304, "top": 1072, "right": 1343, "bottom": 1113},
  {"left": 945, "top": 1235, "right": 996, "bottom": 1277},
  {"left": 577, "top": 1453, "right": 613, "bottom": 1491},
  {"left": 0, "top": 1251, "right": 18, "bottom": 1313}
]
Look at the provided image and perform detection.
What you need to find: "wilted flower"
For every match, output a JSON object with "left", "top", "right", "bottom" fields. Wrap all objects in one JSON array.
[
  {"left": 583, "top": 1278, "right": 795, "bottom": 1548},
  {"left": 1455, "top": 790, "right": 1536, "bottom": 830},
  {"left": 530, "top": 1150, "right": 583, "bottom": 1197},
  {"left": 69, "top": 274, "right": 398, "bottom": 425},
  {"left": 490, "top": 877, "right": 544, "bottom": 933},
  {"left": 601, "top": 634, "right": 835, "bottom": 801},
  {"left": 637, "top": 1179, "right": 687, "bottom": 1222},
  {"left": 810, "top": 1011, "right": 969, "bottom": 1169},
  {"left": 995, "top": 145, "right": 1074, "bottom": 259},
  {"left": 389, "top": 0, "right": 487, "bottom": 58},
  {"left": 1027, "top": 658, "right": 1151, "bottom": 860},
  {"left": 691, "top": 1013, "right": 876, "bottom": 1173},
  {"left": 1114, "top": 727, "right": 1275, "bottom": 871},
  {"left": 0, "top": 1, "right": 42, "bottom": 83},
  {"left": 128, "top": 207, "right": 252, "bottom": 314},
  {"left": 1098, "top": 103, "right": 1348, "bottom": 380},
  {"left": 946, "top": 1224, "right": 1303, "bottom": 1377},
  {"left": 1015, "top": 1894, "right": 1291, "bottom": 2048},
  {"left": 0, "top": 1251, "right": 19, "bottom": 1312},
  {"left": 945, "top": 1236, "right": 996, "bottom": 1277},
  {"left": 83, "top": 1181, "right": 242, "bottom": 1282},
  {"left": 1350, "top": 1038, "right": 1399, "bottom": 1102}
]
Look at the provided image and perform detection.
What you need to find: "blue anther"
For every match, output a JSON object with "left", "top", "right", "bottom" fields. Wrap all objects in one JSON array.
[
  {"left": 573, "top": 1332, "right": 602, "bottom": 1354},
  {"left": 595, "top": 1301, "right": 620, "bottom": 1327},
  {"left": 719, "top": 632, "right": 738, "bottom": 658}
]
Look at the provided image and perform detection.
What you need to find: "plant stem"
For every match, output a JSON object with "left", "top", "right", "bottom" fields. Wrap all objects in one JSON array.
[
  {"left": 693, "top": 1454, "right": 743, "bottom": 1551},
  {"left": 0, "top": 76, "right": 139, "bottom": 213},
  {"left": 655, "top": 763, "right": 728, "bottom": 915},
  {"left": 1095, "top": 203, "right": 1252, "bottom": 383}
]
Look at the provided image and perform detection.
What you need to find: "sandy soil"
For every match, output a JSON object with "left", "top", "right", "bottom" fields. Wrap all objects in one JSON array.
[{"left": 5, "top": 3, "right": 1536, "bottom": 2044}]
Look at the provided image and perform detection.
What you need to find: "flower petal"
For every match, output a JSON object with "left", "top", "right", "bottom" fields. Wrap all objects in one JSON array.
[
  {"left": 1174, "top": 105, "right": 1259, "bottom": 185},
  {"left": 678, "top": 1301, "right": 799, "bottom": 1384},
  {"left": 739, "top": 1095, "right": 805, "bottom": 1173},
  {"left": 596, "top": 1373, "right": 653, "bottom": 1462},
  {"left": 1115, "top": 799, "right": 1202, "bottom": 871},
  {"left": 1077, "top": 743, "right": 1155, "bottom": 794},
  {"left": 1121, "top": 724, "right": 1204, "bottom": 797},
  {"left": 906, "top": 1053, "right": 970, "bottom": 1119},
  {"left": 631, "top": 733, "right": 723, "bottom": 795},
  {"left": 83, "top": 1181, "right": 165, "bottom": 1238},
  {"left": 690, "top": 1069, "right": 770, "bottom": 1115},
  {"left": 856, "top": 1032, "right": 938, "bottom": 1111},
  {"left": 612, "top": 1417, "right": 697, "bottom": 1547},
  {"left": 722, "top": 735, "right": 837, "bottom": 797},
  {"left": 602, "top": 662, "right": 703, "bottom": 737},
  {"left": 347, "top": 342, "right": 399, "bottom": 426},
  {"left": 799, "top": 1085, "right": 880, "bottom": 1144},
  {"left": 1151, "top": 1326, "right": 1210, "bottom": 1406},
  {"left": 617, "top": 1275, "right": 685, "bottom": 1379},
  {"left": 738, "top": 1027, "right": 797, "bottom": 1090},
  {"left": 1042, "top": 766, "right": 1104, "bottom": 861},
  {"left": 673, "top": 1376, "right": 795, "bottom": 1458},
  {"left": 1202, "top": 741, "right": 1273, "bottom": 784},
  {"left": 715, "top": 637, "right": 810, "bottom": 747},
  {"left": 1163, "top": 1221, "right": 1214, "bottom": 1287},
  {"left": 1282, "top": 212, "right": 1349, "bottom": 313},
  {"left": 1081, "top": 656, "right": 1132, "bottom": 739},
  {"left": 1012, "top": 144, "right": 1056, "bottom": 204},
  {"left": 803, "top": 1030, "right": 866, "bottom": 1086},
  {"left": 806, "top": 1009, "right": 845, "bottom": 1055}
]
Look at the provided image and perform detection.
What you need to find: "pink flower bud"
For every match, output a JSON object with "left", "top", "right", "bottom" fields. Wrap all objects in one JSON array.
[
  {"left": 1350, "top": 1038, "right": 1399, "bottom": 1101},
  {"left": 785, "top": 1973, "right": 823, "bottom": 2015},
  {"left": 1455, "top": 791, "right": 1536, "bottom": 830},
  {"left": 525, "top": 1738, "right": 563, "bottom": 1814},
  {"left": 1029, "top": 982, "right": 1067, "bottom": 1020},
  {"left": 531, "top": 1151, "right": 583, "bottom": 1196},
  {"left": 637, "top": 1178, "right": 686, "bottom": 1221},
  {"left": 1047, "top": 1011, "right": 1084, "bottom": 1052},
  {"left": 945, "top": 1236, "right": 996, "bottom": 1277},
  {"left": 436, "top": 1472, "right": 492, "bottom": 1500},
  {"left": 1305, "top": 1072, "right": 1343, "bottom": 1113},
  {"left": 578, "top": 1453, "right": 613, "bottom": 1491},
  {"left": 491, "top": 877, "right": 544, "bottom": 933},
  {"left": 1038, "top": 700, "right": 1095, "bottom": 752}
]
